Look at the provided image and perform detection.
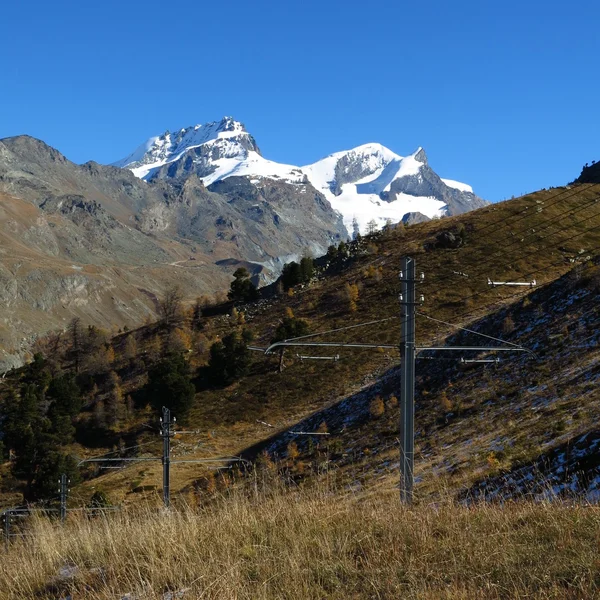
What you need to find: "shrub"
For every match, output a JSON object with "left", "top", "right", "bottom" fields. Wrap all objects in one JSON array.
[
  {"left": 344, "top": 283, "right": 360, "bottom": 312},
  {"left": 123, "top": 335, "right": 137, "bottom": 362},
  {"left": 287, "top": 441, "right": 299, "bottom": 461},
  {"left": 272, "top": 317, "right": 310, "bottom": 344},
  {"left": 369, "top": 396, "right": 385, "bottom": 418},
  {"left": 89, "top": 490, "right": 112, "bottom": 510},
  {"left": 502, "top": 316, "right": 516, "bottom": 334},
  {"left": 439, "top": 391, "right": 452, "bottom": 412}
]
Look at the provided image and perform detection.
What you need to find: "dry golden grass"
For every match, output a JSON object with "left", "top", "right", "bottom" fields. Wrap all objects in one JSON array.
[{"left": 2, "top": 483, "right": 599, "bottom": 599}]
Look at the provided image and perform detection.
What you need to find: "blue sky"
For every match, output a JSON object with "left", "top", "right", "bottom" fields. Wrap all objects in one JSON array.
[{"left": 1, "top": 0, "right": 599, "bottom": 201}]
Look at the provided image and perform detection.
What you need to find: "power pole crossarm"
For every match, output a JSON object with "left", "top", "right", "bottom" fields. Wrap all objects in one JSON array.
[{"left": 487, "top": 278, "right": 536, "bottom": 287}]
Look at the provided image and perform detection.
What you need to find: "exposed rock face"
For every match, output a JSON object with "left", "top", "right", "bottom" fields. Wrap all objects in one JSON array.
[
  {"left": 382, "top": 149, "right": 488, "bottom": 215},
  {"left": 331, "top": 150, "right": 388, "bottom": 196},
  {"left": 150, "top": 131, "right": 260, "bottom": 181},
  {"left": 402, "top": 212, "right": 431, "bottom": 225},
  {"left": 207, "top": 176, "right": 344, "bottom": 262}
]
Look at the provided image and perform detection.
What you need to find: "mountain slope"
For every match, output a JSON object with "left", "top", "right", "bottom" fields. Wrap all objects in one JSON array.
[
  {"left": 0, "top": 190, "right": 235, "bottom": 371},
  {"left": 4, "top": 184, "right": 600, "bottom": 600},
  {"left": 115, "top": 117, "right": 488, "bottom": 234},
  {"left": 0, "top": 135, "right": 346, "bottom": 368},
  {"left": 2, "top": 182, "right": 598, "bottom": 507}
]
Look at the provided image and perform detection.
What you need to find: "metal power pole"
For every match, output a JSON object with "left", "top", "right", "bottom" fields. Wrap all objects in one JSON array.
[
  {"left": 160, "top": 406, "right": 175, "bottom": 508},
  {"left": 2, "top": 510, "right": 10, "bottom": 550},
  {"left": 399, "top": 257, "right": 417, "bottom": 504},
  {"left": 59, "top": 473, "right": 69, "bottom": 523}
]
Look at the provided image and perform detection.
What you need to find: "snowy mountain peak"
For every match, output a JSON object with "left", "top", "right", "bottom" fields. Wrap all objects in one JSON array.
[
  {"left": 303, "top": 143, "right": 427, "bottom": 200},
  {"left": 112, "top": 117, "right": 255, "bottom": 180},
  {"left": 111, "top": 120, "right": 487, "bottom": 234},
  {"left": 301, "top": 143, "right": 444, "bottom": 233}
]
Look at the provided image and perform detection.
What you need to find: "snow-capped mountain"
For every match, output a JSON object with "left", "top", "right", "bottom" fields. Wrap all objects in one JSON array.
[
  {"left": 302, "top": 144, "right": 472, "bottom": 233},
  {"left": 114, "top": 117, "right": 487, "bottom": 233},
  {"left": 113, "top": 117, "right": 305, "bottom": 185}
]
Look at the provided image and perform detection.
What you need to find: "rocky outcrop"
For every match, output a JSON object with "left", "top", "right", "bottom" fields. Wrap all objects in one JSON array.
[
  {"left": 402, "top": 212, "right": 430, "bottom": 225},
  {"left": 331, "top": 150, "right": 385, "bottom": 195},
  {"left": 382, "top": 149, "right": 488, "bottom": 216}
]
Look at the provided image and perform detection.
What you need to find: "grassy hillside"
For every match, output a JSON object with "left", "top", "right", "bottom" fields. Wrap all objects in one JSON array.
[
  {"left": 1, "top": 484, "right": 599, "bottom": 599},
  {"left": 2, "top": 182, "right": 600, "bottom": 507}
]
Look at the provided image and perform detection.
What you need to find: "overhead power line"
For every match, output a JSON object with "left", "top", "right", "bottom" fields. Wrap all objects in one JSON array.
[
  {"left": 458, "top": 183, "right": 599, "bottom": 240},
  {"left": 416, "top": 311, "right": 524, "bottom": 348},
  {"left": 437, "top": 205, "right": 600, "bottom": 325},
  {"left": 432, "top": 189, "right": 600, "bottom": 293}
]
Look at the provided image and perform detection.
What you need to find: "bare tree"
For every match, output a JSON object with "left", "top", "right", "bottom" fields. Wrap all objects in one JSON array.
[{"left": 159, "top": 286, "right": 184, "bottom": 330}]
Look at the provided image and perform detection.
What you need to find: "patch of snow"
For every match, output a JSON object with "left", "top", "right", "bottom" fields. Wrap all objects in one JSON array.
[
  {"left": 200, "top": 151, "right": 304, "bottom": 187},
  {"left": 441, "top": 178, "right": 474, "bottom": 193}
]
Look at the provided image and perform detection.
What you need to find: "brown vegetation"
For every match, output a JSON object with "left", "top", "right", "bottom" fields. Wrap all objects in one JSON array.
[{"left": 1, "top": 485, "right": 599, "bottom": 599}]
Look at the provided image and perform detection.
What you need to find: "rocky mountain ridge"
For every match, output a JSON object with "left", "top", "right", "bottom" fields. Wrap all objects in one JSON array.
[{"left": 115, "top": 117, "right": 488, "bottom": 233}]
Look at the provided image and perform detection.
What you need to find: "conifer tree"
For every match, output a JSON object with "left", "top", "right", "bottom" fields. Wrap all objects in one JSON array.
[
  {"left": 208, "top": 330, "right": 254, "bottom": 385},
  {"left": 146, "top": 353, "right": 196, "bottom": 417},
  {"left": 228, "top": 268, "right": 259, "bottom": 302},
  {"left": 271, "top": 315, "right": 310, "bottom": 372}
]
